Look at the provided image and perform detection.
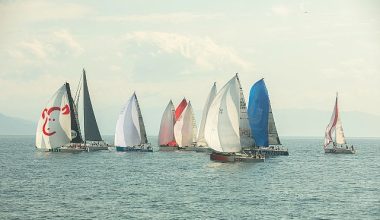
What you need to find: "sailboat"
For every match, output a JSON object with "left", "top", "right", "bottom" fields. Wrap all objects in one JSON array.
[
  {"left": 247, "top": 79, "right": 289, "bottom": 156},
  {"left": 73, "top": 69, "right": 110, "bottom": 151},
  {"left": 324, "top": 93, "right": 355, "bottom": 154},
  {"left": 175, "top": 101, "right": 198, "bottom": 151},
  {"left": 194, "top": 82, "right": 216, "bottom": 153},
  {"left": 158, "top": 100, "right": 177, "bottom": 151},
  {"left": 36, "top": 83, "right": 86, "bottom": 152},
  {"left": 114, "top": 92, "right": 152, "bottom": 152},
  {"left": 204, "top": 74, "right": 264, "bottom": 162}
]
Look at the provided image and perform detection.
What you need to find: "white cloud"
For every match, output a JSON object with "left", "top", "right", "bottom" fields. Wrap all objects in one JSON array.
[
  {"left": 121, "top": 31, "right": 251, "bottom": 72},
  {"left": 8, "top": 29, "right": 83, "bottom": 63}
]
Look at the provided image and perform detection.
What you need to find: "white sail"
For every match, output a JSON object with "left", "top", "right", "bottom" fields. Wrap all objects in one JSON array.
[
  {"left": 174, "top": 102, "right": 197, "bottom": 147},
  {"left": 35, "top": 84, "right": 71, "bottom": 149},
  {"left": 335, "top": 116, "right": 346, "bottom": 145},
  {"left": 204, "top": 75, "right": 241, "bottom": 153},
  {"left": 197, "top": 82, "right": 217, "bottom": 147},
  {"left": 158, "top": 100, "right": 176, "bottom": 146},
  {"left": 114, "top": 93, "right": 145, "bottom": 147}
]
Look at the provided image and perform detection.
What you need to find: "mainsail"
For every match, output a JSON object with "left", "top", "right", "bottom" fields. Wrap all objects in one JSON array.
[
  {"left": 35, "top": 84, "right": 72, "bottom": 149},
  {"left": 115, "top": 93, "right": 148, "bottom": 147},
  {"left": 197, "top": 82, "right": 217, "bottom": 147},
  {"left": 82, "top": 69, "right": 102, "bottom": 141},
  {"left": 204, "top": 74, "right": 251, "bottom": 153},
  {"left": 158, "top": 100, "right": 176, "bottom": 146},
  {"left": 324, "top": 93, "right": 346, "bottom": 148},
  {"left": 247, "top": 79, "right": 281, "bottom": 147},
  {"left": 174, "top": 101, "right": 197, "bottom": 147}
]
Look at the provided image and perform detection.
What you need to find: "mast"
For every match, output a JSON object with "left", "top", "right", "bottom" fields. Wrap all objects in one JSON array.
[{"left": 82, "top": 69, "right": 102, "bottom": 141}]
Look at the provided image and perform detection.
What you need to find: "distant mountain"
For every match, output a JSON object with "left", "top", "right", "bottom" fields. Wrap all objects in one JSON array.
[
  {"left": 275, "top": 109, "right": 380, "bottom": 138},
  {"left": 0, "top": 113, "right": 35, "bottom": 135}
]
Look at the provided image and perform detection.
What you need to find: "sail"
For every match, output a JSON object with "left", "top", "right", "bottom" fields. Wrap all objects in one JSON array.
[
  {"left": 35, "top": 84, "right": 71, "bottom": 149},
  {"left": 335, "top": 118, "right": 346, "bottom": 145},
  {"left": 197, "top": 82, "right": 217, "bottom": 147},
  {"left": 324, "top": 95, "right": 339, "bottom": 148},
  {"left": 114, "top": 93, "right": 147, "bottom": 147},
  {"left": 65, "top": 83, "right": 83, "bottom": 143},
  {"left": 204, "top": 75, "right": 241, "bottom": 153},
  {"left": 134, "top": 93, "right": 148, "bottom": 144},
  {"left": 82, "top": 69, "right": 102, "bottom": 141},
  {"left": 236, "top": 75, "right": 255, "bottom": 148},
  {"left": 248, "top": 79, "right": 280, "bottom": 147},
  {"left": 158, "top": 100, "right": 176, "bottom": 146},
  {"left": 174, "top": 102, "right": 197, "bottom": 147},
  {"left": 175, "top": 98, "right": 187, "bottom": 121},
  {"left": 268, "top": 105, "right": 281, "bottom": 145}
]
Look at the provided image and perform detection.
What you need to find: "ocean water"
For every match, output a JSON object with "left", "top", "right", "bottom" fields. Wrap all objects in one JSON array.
[{"left": 0, "top": 136, "right": 379, "bottom": 220}]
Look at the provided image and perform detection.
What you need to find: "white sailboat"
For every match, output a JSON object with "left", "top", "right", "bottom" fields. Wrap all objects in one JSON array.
[
  {"left": 174, "top": 101, "right": 198, "bottom": 150},
  {"left": 204, "top": 74, "right": 264, "bottom": 162},
  {"left": 35, "top": 83, "right": 85, "bottom": 152},
  {"left": 158, "top": 100, "right": 177, "bottom": 151},
  {"left": 324, "top": 93, "right": 355, "bottom": 154},
  {"left": 195, "top": 82, "right": 216, "bottom": 152},
  {"left": 114, "top": 92, "right": 151, "bottom": 152}
]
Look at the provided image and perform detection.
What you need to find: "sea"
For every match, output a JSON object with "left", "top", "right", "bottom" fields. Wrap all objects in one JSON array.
[{"left": 0, "top": 135, "right": 379, "bottom": 219}]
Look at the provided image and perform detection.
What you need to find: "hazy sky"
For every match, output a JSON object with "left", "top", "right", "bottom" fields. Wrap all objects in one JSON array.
[{"left": 0, "top": 0, "right": 379, "bottom": 135}]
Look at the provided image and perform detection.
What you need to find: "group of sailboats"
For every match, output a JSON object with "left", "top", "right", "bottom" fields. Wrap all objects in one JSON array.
[
  {"left": 158, "top": 98, "right": 198, "bottom": 151},
  {"left": 35, "top": 69, "right": 355, "bottom": 157},
  {"left": 35, "top": 69, "right": 109, "bottom": 152}
]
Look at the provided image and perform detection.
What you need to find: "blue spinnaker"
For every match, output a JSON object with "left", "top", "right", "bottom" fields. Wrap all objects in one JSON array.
[{"left": 247, "top": 79, "right": 269, "bottom": 147}]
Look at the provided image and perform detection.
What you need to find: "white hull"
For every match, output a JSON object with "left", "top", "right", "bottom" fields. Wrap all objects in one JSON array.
[{"left": 324, "top": 147, "right": 355, "bottom": 154}]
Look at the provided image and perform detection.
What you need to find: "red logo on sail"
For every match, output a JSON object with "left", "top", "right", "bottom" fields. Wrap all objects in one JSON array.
[{"left": 41, "top": 104, "right": 70, "bottom": 136}]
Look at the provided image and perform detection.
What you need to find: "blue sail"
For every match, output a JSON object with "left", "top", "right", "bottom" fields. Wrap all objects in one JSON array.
[{"left": 247, "top": 79, "right": 269, "bottom": 147}]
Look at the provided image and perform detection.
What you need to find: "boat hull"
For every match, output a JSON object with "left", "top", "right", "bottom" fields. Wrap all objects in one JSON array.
[
  {"left": 324, "top": 147, "right": 355, "bottom": 154},
  {"left": 115, "top": 146, "right": 153, "bottom": 152},
  {"left": 210, "top": 152, "right": 265, "bottom": 163},
  {"left": 159, "top": 146, "right": 178, "bottom": 151}
]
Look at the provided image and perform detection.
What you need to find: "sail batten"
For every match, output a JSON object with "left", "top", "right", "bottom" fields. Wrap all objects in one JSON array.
[{"left": 82, "top": 69, "right": 102, "bottom": 141}]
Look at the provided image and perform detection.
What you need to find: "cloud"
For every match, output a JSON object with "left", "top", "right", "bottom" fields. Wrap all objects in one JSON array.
[
  {"left": 121, "top": 31, "right": 251, "bottom": 74},
  {"left": 7, "top": 29, "right": 83, "bottom": 64},
  {"left": 94, "top": 12, "right": 222, "bottom": 23}
]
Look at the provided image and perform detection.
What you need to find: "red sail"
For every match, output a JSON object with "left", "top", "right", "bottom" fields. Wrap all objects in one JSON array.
[{"left": 175, "top": 98, "right": 187, "bottom": 121}]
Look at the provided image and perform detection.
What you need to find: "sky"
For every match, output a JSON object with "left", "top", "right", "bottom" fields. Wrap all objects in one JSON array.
[{"left": 0, "top": 0, "right": 379, "bottom": 136}]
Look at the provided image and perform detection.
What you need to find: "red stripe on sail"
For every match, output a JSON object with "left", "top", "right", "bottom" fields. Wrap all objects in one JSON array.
[{"left": 175, "top": 98, "right": 187, "bottom": 121}]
